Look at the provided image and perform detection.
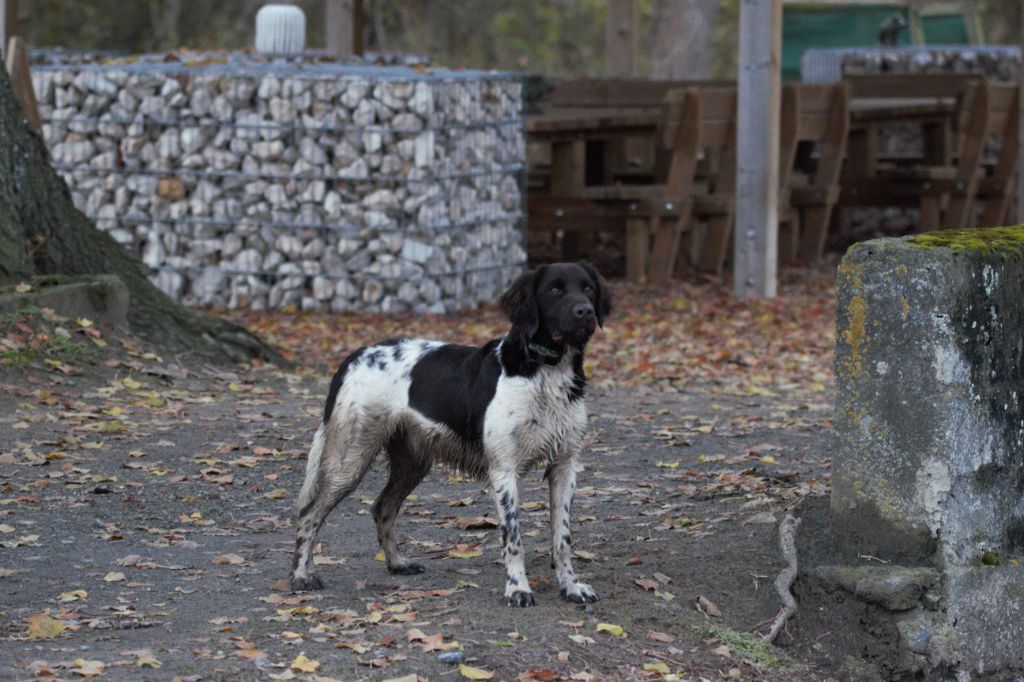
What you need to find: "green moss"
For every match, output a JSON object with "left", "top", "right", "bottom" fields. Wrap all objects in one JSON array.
[
  {"left": 695, "top": 624, "right": 784, "bottom": 666},
  {"left": 909, "top": 225, "right": 1024, "bottom": 259}
]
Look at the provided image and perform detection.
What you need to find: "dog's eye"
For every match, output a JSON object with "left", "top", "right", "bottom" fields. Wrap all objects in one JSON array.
[
  {"left": 583, "top": 286, "right": 594, "bottom": 296},
  {"left": 547, "top": 286, "right": 562, "bottom": 295}
]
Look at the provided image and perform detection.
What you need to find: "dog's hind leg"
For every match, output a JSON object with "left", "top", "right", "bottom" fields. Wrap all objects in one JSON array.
[
  {"left": 372, "top": 431, "right": 430, "bottom": 575},
  {"left": 290, "top": 421, "right": 379, "bottom": 592},
  {"left": 548, "top": 454, "right": 598, "bottom": 603}
]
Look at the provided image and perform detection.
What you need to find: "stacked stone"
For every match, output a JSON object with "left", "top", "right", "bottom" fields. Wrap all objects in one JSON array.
[
  {"left": 31, "top": 54, "right": 526, "bottom": 312},
  {"left": 842, "top": 46, "right": 1020, "bottom": 83}
]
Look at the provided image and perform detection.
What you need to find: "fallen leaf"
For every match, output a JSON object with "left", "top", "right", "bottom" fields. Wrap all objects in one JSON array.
[
  {"left": 213, "top": 553, "right": 245, "bottom": 565},
  {"left": 448, "top": 548, "right": 482, "bottom": 559},
  {"left": 459, "top": 663, "right": 495, "bottom": 680},
  {"left": 135, "top": 655, "right": 162, "bottom": 668},
  {"left": 643, "top": 662, "right": 670, "bottom": 674},
  {"left": 595, "top": 623, "right": 626, "bottom": 638},
  {"left": 102, "top": 571, "right": 125, "bottom": 582},
  {"left": 290, "top": 654, "right": 320, "bottom": 673},
  {"left": 70, "top": 658, "right": 104, "bottom": 677},
  {"left": 58, "top": 589, "right": 88, "bottom": 602},
  {"left": 696, "top": 595, "right": 722, "bottom": 617},
  {"left": 27, "top": 614, "right": 65, "bottom": 639}
]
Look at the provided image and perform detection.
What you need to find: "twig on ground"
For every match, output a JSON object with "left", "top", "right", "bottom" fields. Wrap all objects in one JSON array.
[
  {"left": 858, "top": 553, "right": 890, "bottom": 564},
  {"left": 764, "top": 513, "right": 801, "bottom": 643}
]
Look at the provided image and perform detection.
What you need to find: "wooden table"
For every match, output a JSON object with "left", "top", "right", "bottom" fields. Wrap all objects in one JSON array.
[
  {"left": 847, "top": 98, "right": 958, "bottom": 177},
  {"left": 527, "top": 107, "right": 662, "bottom": 196}
]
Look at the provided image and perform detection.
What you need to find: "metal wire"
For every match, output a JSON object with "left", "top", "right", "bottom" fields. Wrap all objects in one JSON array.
[
  {"left": 53, "top": 163, "right": 525, "bottom": 185},
  {"left": 159, "top": 261, "right": 527, "bottom": 282},
  {"left": 83, "top": 212, "right": 525, "bottom": 235}
]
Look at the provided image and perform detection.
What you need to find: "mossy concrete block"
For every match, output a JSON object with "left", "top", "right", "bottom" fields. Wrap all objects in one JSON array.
[
  {"left": 831, "top": 228, "right": 1024, "bottom": 676},
  {"left": 833, "top": 230, "right": 1024, "bottom": 566},
  {"left": 0, "top": 275, "right": 129, "bottom": 328}
]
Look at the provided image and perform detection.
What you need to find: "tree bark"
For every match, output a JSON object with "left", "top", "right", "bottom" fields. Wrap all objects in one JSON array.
[
  {"left": 649, "top": 0, "right": 721, "bottom": 80},
  {"left": 0, "top": 68, "right": 280, "bottom": 364}
]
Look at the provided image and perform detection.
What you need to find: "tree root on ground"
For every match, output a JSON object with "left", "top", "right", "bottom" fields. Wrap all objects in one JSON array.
[{"left": 765, "top": 512, "right": 801, "bottom": 643}]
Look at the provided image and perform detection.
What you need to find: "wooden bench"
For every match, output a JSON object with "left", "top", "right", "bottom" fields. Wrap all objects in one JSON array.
[
  {"left": 968, "top": 83, "right": 1018, "bottom": 228},
  {"left": 583, "top": 86, "right": 737, "bottom": 282},
  {"left": 528, "top": 79, "right": 850, "bottom": 280},
  {"left": 840, "top": 74, "right": 1014, "bottom": 232},
  {"left": 778, "top": 82, "right": 850, "bottom": 264}
]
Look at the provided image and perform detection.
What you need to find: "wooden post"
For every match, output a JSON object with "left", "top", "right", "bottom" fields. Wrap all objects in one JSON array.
[
  {"left": 0, "top": 0, "right": 17, "bottom": 60},
  {"left": 734, "top": 0, "right": 781, "bottom": 299},
  {"left": 1016, "top": 0, "right": 1024, "bottom": 223},
  {"left": 5, "top": 36, "right": 39, "bottom": 131},
  {"left": 326, "top": 0, "right": 363, "bottom": 58},
  {"left": 605, "top": 0, "right": 637, "bottom": 77}
]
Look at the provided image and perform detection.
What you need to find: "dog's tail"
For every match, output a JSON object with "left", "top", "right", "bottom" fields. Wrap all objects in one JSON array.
[{"left": 296, "top": 424, "right": 326, "bottom": 518}]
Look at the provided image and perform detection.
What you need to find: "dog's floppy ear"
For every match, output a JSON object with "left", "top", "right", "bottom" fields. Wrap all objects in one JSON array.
[
  {"left": 578, "top": 261, "right": 612, "bottom": 328},
  {"left": 500, "top": 267, "right": 541, "bottom": 337}
]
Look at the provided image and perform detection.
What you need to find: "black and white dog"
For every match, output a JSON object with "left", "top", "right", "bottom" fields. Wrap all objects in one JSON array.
[{"left": 290, "top": 262, "right": 611, "bottom": 607}]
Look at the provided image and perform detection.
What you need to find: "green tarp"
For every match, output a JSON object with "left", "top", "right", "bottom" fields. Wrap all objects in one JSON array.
[
  {"left": 783, "top": 3, "right": 971, "bottom": 81},
  {"left": 784, "top": 4, "right": 910, "bottom": 81}
]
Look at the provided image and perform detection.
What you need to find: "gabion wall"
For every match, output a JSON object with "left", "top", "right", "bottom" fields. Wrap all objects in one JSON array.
[
  {"left": 802, "top": 46, "right": 1020, "bottom": 84},
  {"left": 32, "top": 53, "right": 526, "bottom": 312}
]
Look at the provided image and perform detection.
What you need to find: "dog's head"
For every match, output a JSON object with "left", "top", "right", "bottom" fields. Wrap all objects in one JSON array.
[{"left": 499, "top": 262, "right": 612, "bottom": 349}]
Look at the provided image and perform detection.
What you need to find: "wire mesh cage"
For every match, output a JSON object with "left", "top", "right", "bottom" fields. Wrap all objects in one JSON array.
[{"left": 32, "top": 51, "right": 526, "bottom": 312}]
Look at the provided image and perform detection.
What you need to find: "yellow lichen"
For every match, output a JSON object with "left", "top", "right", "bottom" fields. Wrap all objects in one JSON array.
[
  {"left": 909, "top": 225, "right": 1024, "bottom": 259},
  {"left": 840, "top": 295, "right": 868, "bottom": 380}
]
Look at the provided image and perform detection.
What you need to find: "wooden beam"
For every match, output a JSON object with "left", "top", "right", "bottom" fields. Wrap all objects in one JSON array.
[
  {"left": 325, "top": 0, "right": 363, "bottom": 58},
  {"left": 1017, "top": 0, "right": 1024, "bottom": 223},
  {"left": 0, "top": 0, "right": 17, "bottom": 60},
  {"left": 5, "top": 36, "right": 40, "bottom": 131},
  {"left": 734, "top": 0, "right": 781, "bottom": 299},
  {"left": 605, "top": 0, "right": 638, "bottom": 77}
]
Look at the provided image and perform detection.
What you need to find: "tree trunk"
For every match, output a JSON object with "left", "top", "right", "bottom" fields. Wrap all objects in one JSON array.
[
  {"left": 0, "top": 68, "right": 279, "bottom": 364},
  {"left": 649, "top": 0, "right": 721, "bottom": 80}
]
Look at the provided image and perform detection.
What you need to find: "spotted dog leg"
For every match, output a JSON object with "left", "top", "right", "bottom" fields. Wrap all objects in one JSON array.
[
  {"left": 291, "top": 426, "right": 377, "bottom": 592},
  {"left": 373, "top": 434, "right": 430, "bottom": 575},
  {"left": 548, "top": 455, "right": 598, "bottom": 603},
  {"left": 489, "top": 468, "right": 534, "bottom": 607}
]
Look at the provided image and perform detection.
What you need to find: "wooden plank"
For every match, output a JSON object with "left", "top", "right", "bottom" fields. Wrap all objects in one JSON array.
[
  {"left": 325, "top": 0, "right": 363, "bottom": 57},
  {"left": 846, "top": 74, "right": 982, "bottom": 100},
  {"left": 547, "top": 79, "right": 733, "bottom": 109},
  {"left": 550, "top": 140, "right": 588, "bottom": 260},
  {"left": 799, "top": 83, "right": 849, "bottom": 263},
  {"left": 0, "top": 0, "right": 16, "bottom": 60},
  {"left": 5, "top": 36, "right": 40, "bottom": 131},
  {"left": 1018, "top": 0, "right": 1024, "bottom": 223},
  {"left": 734, "top": 0, "right": 781, "bottom": 299},
  {"left": 605, "top": 0, "right": 638, "bottom": 77},
  {"left": 625, "top": 217, "right": 650, "bottom": 283}
]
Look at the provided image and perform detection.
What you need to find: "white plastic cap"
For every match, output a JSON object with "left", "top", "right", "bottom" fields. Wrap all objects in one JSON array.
[{"left": 255, "top": 4, "right": 306, "bottom": 56}]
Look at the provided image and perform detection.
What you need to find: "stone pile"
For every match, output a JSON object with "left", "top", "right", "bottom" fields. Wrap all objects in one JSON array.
[
  {"left": 842, "top": 46, "right": 1020, "bottom": 83},
  {"left": 32, "top": 54, "right": 526, "bottom": 312}
]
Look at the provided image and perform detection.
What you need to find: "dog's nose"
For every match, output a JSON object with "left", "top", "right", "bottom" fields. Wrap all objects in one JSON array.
[{"left": 572, "top": 303, "right": 595, "bottom": 320}]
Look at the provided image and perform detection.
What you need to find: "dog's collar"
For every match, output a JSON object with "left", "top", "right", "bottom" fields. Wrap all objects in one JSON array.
[{"left": 527, "top": 341, "right": 563, "bottom": 365}]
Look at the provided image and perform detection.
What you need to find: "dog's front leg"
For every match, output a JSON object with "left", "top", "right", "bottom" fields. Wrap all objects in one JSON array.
[
  {"left": 548, "top": 455, "right": 599, "bottom": 603},
  {"left": 488, "top": 467, "right": 534, "bottom": 607}
]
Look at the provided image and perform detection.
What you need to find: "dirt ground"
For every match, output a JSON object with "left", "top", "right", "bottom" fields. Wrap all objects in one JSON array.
[{"left": 0, "top": 274, "right": 851, "bottom": 681}]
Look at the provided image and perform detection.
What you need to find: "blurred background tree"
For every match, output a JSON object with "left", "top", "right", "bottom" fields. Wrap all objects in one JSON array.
[{"left": 13, "top": 0, "right": 1024, "bottom": 77}]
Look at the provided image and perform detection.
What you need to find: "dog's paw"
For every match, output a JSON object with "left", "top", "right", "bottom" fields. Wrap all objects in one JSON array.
[
  {"left": 290, "top": 573, "right": 324, "bottom": 592},
  {"left": 502, "top": 590, "right": 536, "bottom": 607},
  {"left": 560, "top": 582, "right": 599, "bottom": 604},
  {"left": 387, "top": 561, "right": 426, "bottom": 575}
]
